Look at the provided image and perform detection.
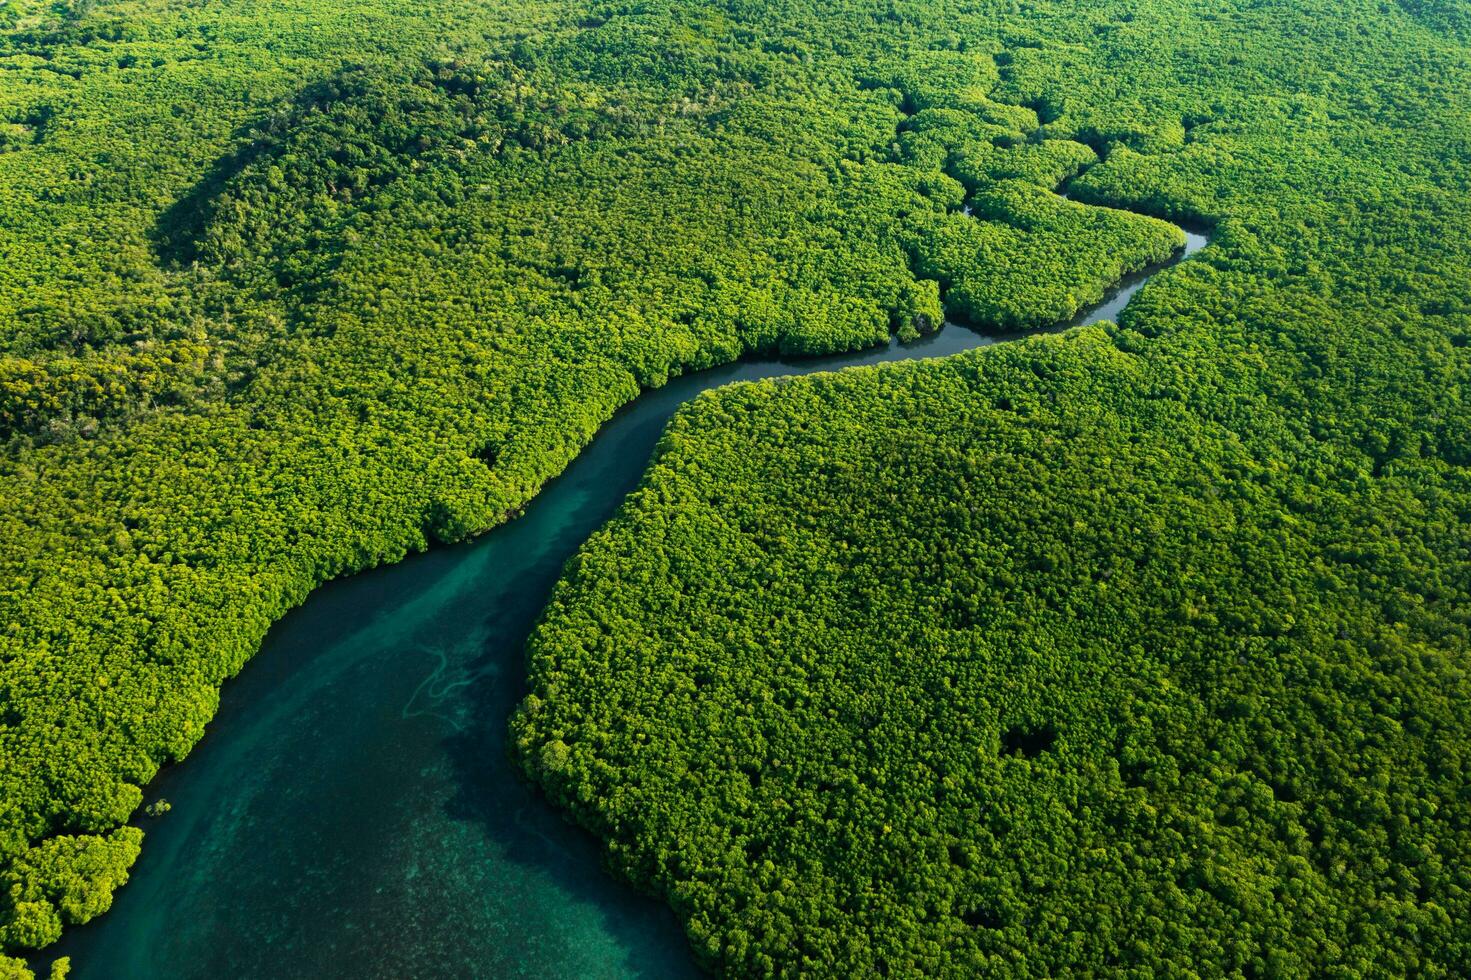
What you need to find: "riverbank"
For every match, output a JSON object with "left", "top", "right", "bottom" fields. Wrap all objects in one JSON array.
[{"left": 38, "top": 214, "right": 1208, "bottom": 977}]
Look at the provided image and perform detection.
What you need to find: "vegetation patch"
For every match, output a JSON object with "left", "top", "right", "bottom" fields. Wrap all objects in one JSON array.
[
  {"left": 0, "top": 0, "right": 1469, "bottom": 974},
  {"left": 511, "top": 2, "right": 1471, "bottom": 976}
]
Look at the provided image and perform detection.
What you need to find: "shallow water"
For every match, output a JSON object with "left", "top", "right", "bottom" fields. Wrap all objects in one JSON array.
[{"left": 43, "top": 223, "right": 1207, "bottom": 980}]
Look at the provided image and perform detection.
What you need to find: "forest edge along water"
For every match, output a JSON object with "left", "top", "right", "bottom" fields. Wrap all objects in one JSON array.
[{"left": 37, "top": 203, "right": 1210, "bottom": 979}]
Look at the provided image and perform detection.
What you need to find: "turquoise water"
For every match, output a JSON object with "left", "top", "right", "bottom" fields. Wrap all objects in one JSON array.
[{"left": 44, "top": 226, "right": 1207, "bottom": 979}]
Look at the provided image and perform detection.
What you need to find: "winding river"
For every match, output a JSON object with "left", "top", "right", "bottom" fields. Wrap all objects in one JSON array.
[{"left": 43, "top": 217, "right": 1208, "bottom": 979}]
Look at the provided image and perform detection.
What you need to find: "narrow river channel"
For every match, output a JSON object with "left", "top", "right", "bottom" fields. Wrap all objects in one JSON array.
[{"left": 43, "top": 217, "right": 1208, "bottom": 979}]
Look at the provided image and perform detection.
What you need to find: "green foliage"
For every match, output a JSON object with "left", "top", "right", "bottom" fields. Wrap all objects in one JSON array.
[
  {"left": 909, "top": 181, "right": 1183, "bottom": 330},
  {"left": 0, "top": 341, "right": 209, "bottom": 441},
  {"left": 507, "top": 0, "right": 1471, "bottom": 976},
  {"left": 0, "top": 4, "right": 1187, "bottom": 955},
  {"left": 2, "top": 0, "right": 1470, "bottom": 971},
  {"left": 0, "top": 955, "right": 33, "bottom": 980},
  {"left": 0, "top": 830, "right": 140, "bottom": 951},
  {"left": 517, "top": 325, "right": 1471, "bottom": 973}
]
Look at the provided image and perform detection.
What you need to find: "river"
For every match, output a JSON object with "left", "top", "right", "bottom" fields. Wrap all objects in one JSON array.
[{"left": 42, "top": 219, "right": 1208, "bottom": 979}]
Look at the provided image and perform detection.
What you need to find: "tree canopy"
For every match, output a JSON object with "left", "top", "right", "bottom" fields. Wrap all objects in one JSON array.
[{"left": 2, "top": 0, "right": 1470, "bottom": 973}]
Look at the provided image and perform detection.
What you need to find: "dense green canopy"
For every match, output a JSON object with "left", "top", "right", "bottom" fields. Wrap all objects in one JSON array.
[
  {"left": 0, "top": 0, "right": 1209, "bottom": 965},
  {"left": 507, "top": 1, "right": 1471, "bottom": 977},
  {"left": 2, "top": 0, "right": 1470, "bottom": 974}
]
